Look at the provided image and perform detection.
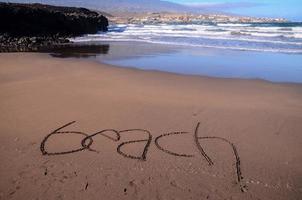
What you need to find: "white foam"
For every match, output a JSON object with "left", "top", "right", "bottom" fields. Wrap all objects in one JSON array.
[
  {"left": 72, "top": 23, "right": 302, "bottom": 54},
  {"left": 217, "top": 23, "right": 252, "bottom": 27},
  {"left": 71, "top": 37, "right": 302, "bottom": 54}
]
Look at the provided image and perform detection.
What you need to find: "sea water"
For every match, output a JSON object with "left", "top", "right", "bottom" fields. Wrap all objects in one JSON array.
[
  {"left": 73, "top": 22, "right": 302, "bottom": 54},
  {"left": 69, "top": 22, "right": 302, "bottom": 83}
]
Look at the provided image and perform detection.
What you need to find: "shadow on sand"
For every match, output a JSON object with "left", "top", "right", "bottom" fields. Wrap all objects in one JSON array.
[{"left": 40, "top": 43, "right": 110, "bottom": 58}]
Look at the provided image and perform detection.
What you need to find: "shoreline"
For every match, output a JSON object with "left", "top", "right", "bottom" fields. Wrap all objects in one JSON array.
[
  {"left": 42, "top": 41, "right": 302, "bottom": 84},
  {"left": 94, "top": 58, "right": 302, "bottom": 86},
  {"left": 0, "top": 53, "right": 302, "bottom": 199},
  {"left": 26, "top": 51, "right": 302, "bottom": 86}
]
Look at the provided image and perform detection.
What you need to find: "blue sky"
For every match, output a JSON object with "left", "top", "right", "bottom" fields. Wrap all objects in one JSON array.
[{"left": 166, "top": 0, "right": 302, "bottom": 21}]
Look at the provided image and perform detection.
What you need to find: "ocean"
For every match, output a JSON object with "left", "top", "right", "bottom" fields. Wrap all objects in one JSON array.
[
  {"left": 65, "top": 22, "right": 302, "bottom": 83},
  {"left": 73, "top": 22, "right": 302, "bottom": 54}
]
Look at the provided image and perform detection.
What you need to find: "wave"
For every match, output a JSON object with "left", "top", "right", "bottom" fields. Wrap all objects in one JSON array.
[
  {"left": 73, "top": 23, "right": 302, "bottom": 54},
  {"left": 83, "top": 32, "right": 302, "bottom": 46},
  {"left": 71, "top": 37, "right": 302, "bottom": 54},
  {"left": 127, "top": 24, "right": 301, "bottom": 39},
  {"left": 217, "top": 23, "right": 252, "bottom": 27}
]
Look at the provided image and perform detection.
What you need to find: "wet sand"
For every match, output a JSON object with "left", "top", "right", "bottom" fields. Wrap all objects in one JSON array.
[{"left": 0, "top": 53, "right": 301, "bottom": 200}]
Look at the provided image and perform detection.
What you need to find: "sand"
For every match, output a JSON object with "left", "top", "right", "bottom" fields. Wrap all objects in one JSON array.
[{"left": 0, "top": 53, "right": 301, "bottom": 200}]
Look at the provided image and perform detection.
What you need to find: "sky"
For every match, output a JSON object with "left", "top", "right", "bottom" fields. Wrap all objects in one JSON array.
[{"left": 167, "top": 0, "right": 302, "bottom": 21}]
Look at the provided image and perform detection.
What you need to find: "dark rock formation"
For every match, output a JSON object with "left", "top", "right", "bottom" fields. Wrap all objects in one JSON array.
[
  {"left": 0, "top": 2, "right": 109, "bottom": 52},
  {"left": 0, "top": 34, "right": 71, "bottom": 52}
]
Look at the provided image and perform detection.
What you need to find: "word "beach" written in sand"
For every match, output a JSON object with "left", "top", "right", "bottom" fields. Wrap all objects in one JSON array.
[{"left": 40, "top": 121, "right": 247, "bottom": 192}]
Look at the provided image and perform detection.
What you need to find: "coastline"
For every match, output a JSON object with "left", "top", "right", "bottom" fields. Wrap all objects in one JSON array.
[
  {"left": 0, "top": 53, "right": 301, "bottom": 199},
  {"left": 38, "top": 41, "right": 302, "bottom": 84}
]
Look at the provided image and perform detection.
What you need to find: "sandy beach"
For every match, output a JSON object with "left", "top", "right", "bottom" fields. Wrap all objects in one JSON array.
[{"left": 0, "top": 53, "right": 301, "bottom": 200}]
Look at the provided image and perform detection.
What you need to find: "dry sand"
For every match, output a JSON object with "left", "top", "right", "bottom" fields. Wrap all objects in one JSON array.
[{"left": 0, "top": 53, "right": 301, "bottom": 200}]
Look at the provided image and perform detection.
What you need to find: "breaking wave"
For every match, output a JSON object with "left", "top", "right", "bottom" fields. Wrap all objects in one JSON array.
[{"left": 72, "top": 22, "right": 302, "bottom": 54}]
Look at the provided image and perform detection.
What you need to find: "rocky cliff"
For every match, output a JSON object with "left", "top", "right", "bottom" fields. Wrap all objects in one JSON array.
[{"left": 0, "top": 2, "right": 109, "bottom": 52}]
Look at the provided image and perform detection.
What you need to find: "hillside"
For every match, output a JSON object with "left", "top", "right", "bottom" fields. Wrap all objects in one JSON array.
[{"left": 6, "top": 0, "right": 196, "bottom": 13}]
